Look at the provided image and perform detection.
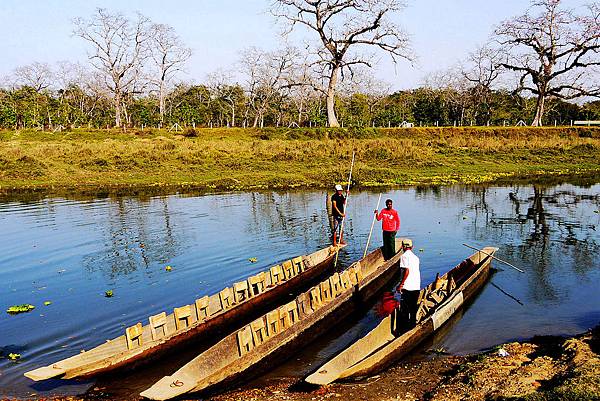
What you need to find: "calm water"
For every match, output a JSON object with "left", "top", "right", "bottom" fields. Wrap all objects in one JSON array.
[{"left": 0, "top": 184, "right": 599, "bottom": 398}]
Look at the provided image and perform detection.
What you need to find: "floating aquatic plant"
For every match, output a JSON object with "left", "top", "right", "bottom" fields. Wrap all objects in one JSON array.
[
  {"left": 165, "top": 265, "right": 172, "bottom": 271},
  {"left": 248, "top": 257, "right": 258, "bottom": 263},
  {"left": 6, "top": 304, "right": 35, "bottom": 314},
  {"left": 8, "top": 353, "right": 21, "bottom": 360},
  {"left": 105, "top": 290, "right": 114, "bottom": 297}
]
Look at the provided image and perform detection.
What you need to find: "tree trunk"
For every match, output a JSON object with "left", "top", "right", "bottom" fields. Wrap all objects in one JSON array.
[
  {"left": 231, "top": 103, "right": 236, "bottom": 127},
  {"left": 114, "top": 90, "right": 122, "bottom": 128},
  {"left": 159, "top": 80, "right": 166, "bottom": 125},
  {"left": 326, "top": 65, "right": 340, "bottom": 127},
  {"left": 532, "top": 94, "right": 545, "bottom": 127}
]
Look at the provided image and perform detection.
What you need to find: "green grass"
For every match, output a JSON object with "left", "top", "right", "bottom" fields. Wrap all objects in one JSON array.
[{"left": 1, "top": 126, "right": 599, "bottom": 194}]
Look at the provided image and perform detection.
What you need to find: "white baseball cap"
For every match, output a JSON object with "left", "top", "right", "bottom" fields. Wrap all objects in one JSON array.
[{"left": 335, "top": 184, "right": 343, "bottom": 191}]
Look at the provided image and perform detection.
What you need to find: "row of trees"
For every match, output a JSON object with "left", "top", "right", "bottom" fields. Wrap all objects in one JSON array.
[
  {"left": 1, "top": 0, "right": 599, "bottom": 129},
  {"left": 2, "top": 75, "right": 599, "bottom": 129}
]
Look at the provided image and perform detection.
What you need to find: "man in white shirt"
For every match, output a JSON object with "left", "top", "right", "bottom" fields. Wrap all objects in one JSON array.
[{"left": 396, "top": 239, "right": 421, "bottom": 327}]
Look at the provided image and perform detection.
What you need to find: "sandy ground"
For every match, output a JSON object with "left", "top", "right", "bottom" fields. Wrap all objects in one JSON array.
[{"left": 6, "top": 326, "right": 599, "bottom": 401}]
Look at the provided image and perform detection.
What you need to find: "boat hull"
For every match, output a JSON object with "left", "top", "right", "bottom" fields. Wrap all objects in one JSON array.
[{"left": 305, "top": 247, "right": 497, "bottom": 385}]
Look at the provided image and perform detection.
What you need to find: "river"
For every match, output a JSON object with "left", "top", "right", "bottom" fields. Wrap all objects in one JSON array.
[{"left": 1, "top": 182, "right": 599, "bottom": 398}]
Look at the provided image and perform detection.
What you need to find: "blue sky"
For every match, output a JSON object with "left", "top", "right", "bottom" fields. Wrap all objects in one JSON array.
[{"left": 0, "top": 0, "right": 591, "bottom": 90}]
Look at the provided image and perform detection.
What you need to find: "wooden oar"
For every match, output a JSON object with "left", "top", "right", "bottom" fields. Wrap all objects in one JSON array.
[
  {"left": 363, "top": 194, "right": 382, "bottom": 258},
  {"left": 462, "top": 243, "right": 524, "bottom": 273},
  {"left": 334, "top": 151, "right": 356, "bottom": 268}
]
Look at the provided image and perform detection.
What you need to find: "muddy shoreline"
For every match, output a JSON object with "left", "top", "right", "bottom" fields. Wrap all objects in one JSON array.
[{"left": 8, "top": 326, "right": 598, "bottom": 401}]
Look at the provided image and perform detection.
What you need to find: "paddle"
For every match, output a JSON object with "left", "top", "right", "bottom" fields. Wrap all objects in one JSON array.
[
  {"left": 334, "top": 151, "right": 355, "bottom": 268},
  {"left": 363, "top": 194, "right": 382, "bottom": 258},
  {"left": 462, "top": 243, "right": 525, "bottom": 273}
]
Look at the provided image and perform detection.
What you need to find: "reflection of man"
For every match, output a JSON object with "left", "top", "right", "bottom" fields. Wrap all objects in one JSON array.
[
  {"left": 374, "top": 199, "right": 400, "bottom": 260},
  {"left": 331, "top": 184, "right": 347, "bottom": 246},
  {"left": 397, "top": 239, "right": 420, "bottom": 327}
]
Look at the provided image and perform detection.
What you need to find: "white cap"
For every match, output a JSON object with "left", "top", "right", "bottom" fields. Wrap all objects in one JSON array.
[{"left": 335, "top": 184, "right": 343, "bottom": 191}]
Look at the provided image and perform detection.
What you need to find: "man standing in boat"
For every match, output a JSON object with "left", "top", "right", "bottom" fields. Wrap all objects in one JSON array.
[
  {"left": 331, "top": 184, "right": 348, "bottom": 246},
  {"left": 397, "top": 239, "right": 420, "bottom": 327},
  {"left": 374, "top": 199, "right": 400, "bottom": 260}
]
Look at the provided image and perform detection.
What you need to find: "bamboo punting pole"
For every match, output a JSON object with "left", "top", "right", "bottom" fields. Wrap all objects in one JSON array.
[
  {"left": 334, "top": 151, "right": 356, "bottom": 268},
  {"left": 363, "top": 194, "right": 382, "bottom": 258},
  {"left": 462, "top": 243, "right": 524, "bottom": 273}
]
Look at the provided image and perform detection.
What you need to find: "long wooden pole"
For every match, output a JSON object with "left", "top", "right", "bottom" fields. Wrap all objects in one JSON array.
[
  {"left": 462, "top": 243, "right": 525, "bottom": 273},
  {"left": 363, "top": 194, "right": 382, "bottom": 258},
  {"left": 334, "top": 152, "right": 355, "bottom": 268}
]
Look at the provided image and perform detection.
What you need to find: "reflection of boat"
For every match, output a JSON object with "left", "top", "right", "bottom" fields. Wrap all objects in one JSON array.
[
  {"left": 140, "top": 239, "right": 408, "bottom": 400},
  {"left": 24, "top": 245, "right": 345, "bottom": 381},
  {"left": 306, "top": 246, "right": 498, "bottom": 385}
]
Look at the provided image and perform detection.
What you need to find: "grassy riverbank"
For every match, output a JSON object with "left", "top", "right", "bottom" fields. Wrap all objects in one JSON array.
[{"left": 1, "top": 126, "right": 599, "bottom": 193}]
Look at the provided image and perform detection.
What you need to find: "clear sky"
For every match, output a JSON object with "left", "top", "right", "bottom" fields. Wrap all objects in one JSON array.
[{"left": 0, "top": 0, "right": 591, "bottom": 90}]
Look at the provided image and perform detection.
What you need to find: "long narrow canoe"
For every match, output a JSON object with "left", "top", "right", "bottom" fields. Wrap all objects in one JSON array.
[
  {"left": 140, "top": 239, "right": 409, "bottom": 400},
  {"left": 25, "top": 244, "right": 344, "bottom": 381},
  {"left": 306, "top": 246, "right": 498, "bottom": 385}
]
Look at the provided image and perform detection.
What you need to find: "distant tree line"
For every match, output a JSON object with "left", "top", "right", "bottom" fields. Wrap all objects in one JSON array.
[{"left": 0, "top": 0, "right": 598, "bottom": 130}]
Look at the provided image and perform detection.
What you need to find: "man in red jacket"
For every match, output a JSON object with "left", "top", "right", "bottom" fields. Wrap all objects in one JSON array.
[{"left": 375, "top": 199, "right": 400, "bottom": 260}]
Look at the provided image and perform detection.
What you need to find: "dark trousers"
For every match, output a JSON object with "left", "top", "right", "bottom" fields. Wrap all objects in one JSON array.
[
  {"left": 382, "top": 230, "right": 397, "bottom": 260},
  {"left": 401, "top": 289, "right": 420, "bottom": 328}
]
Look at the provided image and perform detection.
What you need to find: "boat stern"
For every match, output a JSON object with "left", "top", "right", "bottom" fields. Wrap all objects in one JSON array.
[
  {"left": 24, "top": 365, "right": 65, "bottom": 381},
  {"left": 140, "top": 373, "right": 197, "bottom": 400}
]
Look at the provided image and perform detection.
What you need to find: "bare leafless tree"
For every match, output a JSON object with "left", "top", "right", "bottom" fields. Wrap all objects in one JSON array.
[
  {"left": 495, "top": 0, "right": 600, "bottom": 126},
  {"left": 240, "top": 46, "right": 297, "bottom": 127},
  {"left": 13, "top": 62, "right": 55, "bottom": 92},
  {"left": 74, "top": 8, "right": 150, "bottom": 127},
  {"left": 460, "top": 44, "right": 504, "bottom": 124},
  {"left": 271, "top": 0, "right": 412, "bottom": 127},
  {"left": 148, "top": 23, "right": 192, "bottom": 125}
]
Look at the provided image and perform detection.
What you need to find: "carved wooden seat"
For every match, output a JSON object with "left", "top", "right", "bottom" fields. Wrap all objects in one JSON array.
[
  {"left": 320, "top": 280, "right": 333, "bottom": 302},
  {"left": 125, "top": 322, "right": 143, "bottom": 350},
  {"left": 233, "top": 281, "right": 250, "bottom": 303},
  {"left": 237, "top": 326, "right": 254, "bottom": 356},
  {"left": 266, "top": 310, "right": 281, "bottom": 337},
  {"left": 292, "top": 256, "right": 305, "bottom": 274},
  {"left": 296, "top": 292, "right": 313, "bottom": 317},
  {"left": 329, "top": 272, "right": 342, "bottom": 296},
  {"left": 219, "top": 287, "right": 234, "bottom": 310},
  {"left": 250, "top": 317, "right": 268, "bottom": 346},
  {"left": 282, "top": 260, "right": 296, "bottom": 280},
  {"left": 195, "top": 296, "right": 210, "bottom": 322},
  {"left": 174, "top": 305, "right": 193, "bottom": 331},
  {"left": 248, "top": 272, "right": 267, "bottom": 296},
  {"left": 269, "top": 265, "right": 284, "bottom": 286},
  {"left": 310, "top": 286, "right": 323, "bottom": 310},
  {"left": 149, "top": 312, "right": 168, "bottom": 341},
  {"left": 279, "top": 300, "right": 299, "bottom": 330}
]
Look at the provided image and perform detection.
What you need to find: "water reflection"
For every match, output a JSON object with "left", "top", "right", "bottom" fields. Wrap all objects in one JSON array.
[{"left": 81, "top": 197, "right": 183, "bottom": 279}]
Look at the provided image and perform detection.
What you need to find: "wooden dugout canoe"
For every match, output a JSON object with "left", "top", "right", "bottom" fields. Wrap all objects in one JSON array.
[
  {"left": 25, "top": 245, "right": 344, "bottom": 381},
  {"left": 305, "top": 246, "right": 498, "bottom": 385},
  {"left": 140, "top": 239, "right": 409, "bottom": 400}
]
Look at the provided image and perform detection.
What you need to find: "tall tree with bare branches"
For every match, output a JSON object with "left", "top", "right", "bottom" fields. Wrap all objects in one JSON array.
[
  {"left": 74, "top": 8, "right": 150, "bottom": 127},
  {"left": 148, "top": 23, "right": 191, "bottom": 125},
  {"left": 495, "top": 0, "right": 600, "bottom": 126},
  {"left": 271, "top": 0, "right": 412, "bottom": 127}
]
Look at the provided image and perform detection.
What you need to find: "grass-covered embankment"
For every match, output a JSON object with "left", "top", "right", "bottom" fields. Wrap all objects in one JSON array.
[{"left": 1, "top": 126, "right": 599, "bottom": 193}]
